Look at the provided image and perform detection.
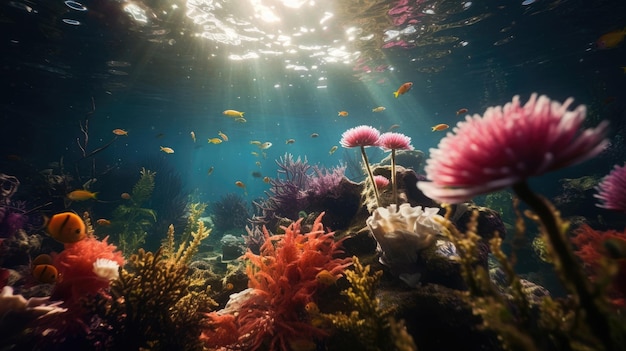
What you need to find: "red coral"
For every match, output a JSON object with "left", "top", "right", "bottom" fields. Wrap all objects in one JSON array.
[
  {"left": 572, "top": 224, "right": 626, "bottom": 306},
  {"left": 51, "top": 236, "right": 124, "bottom": 305},
  {"left": 204, "top": 212, "right": 351, "bottom": 350}
]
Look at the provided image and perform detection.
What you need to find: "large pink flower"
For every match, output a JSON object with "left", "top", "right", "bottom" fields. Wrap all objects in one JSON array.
[
  {"left": 377, "top": 132, "right": 414, "bottom": 151},
  {"left": 340, "top": 125, "right": 381, "bottom": 148},
  {"left": 595, "top": 163, "right": 626, "bottom": 213},
  {"left": 417, "top": 93, "right": 610, "bottom": 203}
]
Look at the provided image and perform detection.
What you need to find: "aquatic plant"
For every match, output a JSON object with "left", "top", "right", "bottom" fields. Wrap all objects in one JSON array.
[
  {"left": 320, "top": 256, "right": 416, "bottom": 351},
  {"left": 110, "top": 167, "right": 157, "bottom": 255},
  {"left": 203, "top": 213, "right": 352, "bottom": 350},
  {"left": 595, "top": 163, "right": 626, "bottom": 213},
  {"left": 210, "top": 193, "right": 250, "bottom": 234},
  {"left": 88, "top": 220, "right": 215, "bottom": 350},
  {"left": 340, "top": 125, "right": 382, "bottom": 206},
  {"left": 377, "top": 132, "right": 414, "bottom": 205},
  {"left": 417, "top": 93, "right": 619, "bottom": 350}
]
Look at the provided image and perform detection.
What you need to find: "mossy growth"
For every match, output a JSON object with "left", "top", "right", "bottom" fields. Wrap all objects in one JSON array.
[
  {"left": 320, "top": 256, "right": 417, "bottom": 351},
  {"left": 88, "top": 219, "right": 215, "bottom": 350},
  {"left": 111, "top": 167, "right": 157, "bottom": 256}
]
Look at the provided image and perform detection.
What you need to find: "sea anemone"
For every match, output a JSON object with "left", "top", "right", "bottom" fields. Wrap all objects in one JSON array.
[
  {"left": 373, "top": 175, "right": 390, "bottom": 189},
  {"left": 417, "top": 93, "right": 609, "bottom": 204},
  {"left": 92, "top": 258, "right": 120, "bottom": 281},
  {"left": 377, "top": 132, "right": 413, "bottom": 204},
  {"left": 340, "top": 125, "right": 381, "bottom": 206},
  {"left": 595, "top": 163, "right": 626, "bottom": 213}
]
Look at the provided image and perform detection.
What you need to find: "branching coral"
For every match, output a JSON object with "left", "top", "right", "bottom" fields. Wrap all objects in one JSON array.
[
  {"left": 210, "top": 193, "right": 251, "bottom": 234},
  {"left": 203, "top": 213, "right": 352, "bottom": 350},
  {"left": 307, "top": 164, "right": 347, "bottom": 198}
]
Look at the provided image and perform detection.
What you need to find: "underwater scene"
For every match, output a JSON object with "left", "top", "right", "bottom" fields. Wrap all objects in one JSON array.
[{"left": 1, "top": 0, "right": 626, "bottom": 350}]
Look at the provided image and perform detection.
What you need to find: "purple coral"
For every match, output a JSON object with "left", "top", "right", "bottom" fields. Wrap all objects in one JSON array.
[
  {"left": 308, "top": 164, "right": 347, "bottom": 198},
  {"left": 595, "top": 163, "right": 626, "bottom": 213}
]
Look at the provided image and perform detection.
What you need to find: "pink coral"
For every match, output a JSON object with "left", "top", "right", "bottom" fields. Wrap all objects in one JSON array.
[
  {"left": 51, "top": 236, "right": 124, "bottom": 304},
  {"left": 377, "top": 132, "right": 414, "bottom": 151},
  {"left": 374, "top": 175, "right": 390, "bottom": 189},
  {"left": 418, "top": 93, "right": 610, "bottom": 203},
  {"left": 595, "top": 163, "right": 626, "bottom": 213},
  {"left": 204, "top": 213, "right": 351, "bottom": 350},
  {"left": 340, "top": 125, "right": 380, "bottom": 148}
]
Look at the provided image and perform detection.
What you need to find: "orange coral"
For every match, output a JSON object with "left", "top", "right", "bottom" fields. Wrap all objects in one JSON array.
[{"left": 203, "top": 212, "right": 351, "bottom": 350}]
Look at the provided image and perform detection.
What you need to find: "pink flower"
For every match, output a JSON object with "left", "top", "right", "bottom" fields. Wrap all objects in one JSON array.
[
  {"left": 595, "top": 163, "right": 626, "bottom": 213},
  {"left": 340, "top": 125, "right": 381, "bottom": 148},
  {"left": 373, "top": 175, "right": 390, "bottom": 189},
  {"left": 377, "top": 132, "right": 414, "bottom": 151},
  {"left": 417, "top": 93, "right": 610, "bottom": 203}
]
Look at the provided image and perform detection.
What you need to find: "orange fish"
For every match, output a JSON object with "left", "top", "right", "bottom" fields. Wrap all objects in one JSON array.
[
  {"left": 597, "top": 28, "right": 626, "bottom": 49},
  {"left": 223, "top": 110, "right": 245, "bottom": 118},
  {"left": 218, "top": 131, "right": 229, "bottom": 141},
  {"left": 96, "top": 218, "right": 111, "bottom": 226},
  {"left": 263, "top": 176, "right": 271, "bottom": 184},
  {"left": 121, "top": 192, "right": 131, "bottom": 200},
  {"left": 456, "top": 108, "right": 468, "bottom": 116},
  {"left": 393, "top": 82, "right": 413, "bottom": 98},
  {"left": 46, "top": 212, "right": 87, "bottom": 243},
  {"left": 315, "top": 269, "right": 338, "bottom": 286},
  {"left": 305, "top": 301, "right": 320, "bottom": 314},
  {"left": 32, "top": 254, "right": 53, "bottom": 267},
  {"left": 235, "top": 180, "right": 248, "bottom": 195},
  {"left": 338, "top": 111, "right": 349, "bottom": 117},
  {"left": 431, "top": 123, "right": 450, "bottom": 132},
  {"left": 67, "top": 189, "right": 97, "bottom": 201},
  {"left": 224, "top": 282, "right": 234, "bottom": 291},
  {"left": 112, "top": 129, "right": 128, "bottom": 136},
  {"left": 160, "top": 146, "right": 174, "bottom": 154},
  {"left": 32, "top": 264, "right": 58, "bottom": 284}
]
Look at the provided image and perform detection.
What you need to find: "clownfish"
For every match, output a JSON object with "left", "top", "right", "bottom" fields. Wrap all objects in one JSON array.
[
  {"left": 46, "top": 211, "right": 87, "bottom": 243},
  {"left": 32, "top": 253, "right": 53, "bottom": 266},
  {"left": 32, "top": 264, "right": 58, "bottom": 284}
]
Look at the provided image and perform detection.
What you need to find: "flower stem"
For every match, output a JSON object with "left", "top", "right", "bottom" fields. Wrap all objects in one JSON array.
[
  {"left": 360, "top": 145, "right": 380, "bottom": 207},
  {"left": 391, "top": 149, "right": 398, "bottom": 205},
  {"left": 512, "top": 181, "right": 615, "bottom": 351}
]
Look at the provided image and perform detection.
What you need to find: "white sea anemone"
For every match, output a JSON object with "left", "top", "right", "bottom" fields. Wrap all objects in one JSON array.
[{"left": 92, "top": 258, "right": 120, "bottom": 280}]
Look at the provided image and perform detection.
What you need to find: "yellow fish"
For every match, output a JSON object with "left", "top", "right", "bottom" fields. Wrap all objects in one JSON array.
[
  {"left": 338, "top": 111, "right": 349, "bottom": 117},
  {"left": 431, "top": 123, "right": 450, "bottom": 132},
  {"left": 208, "top": 138, "right": 223, "bottom": 144},
  {"left": 223, "top": 110, "right": 245, "bottom": 118},
  {"left": 218, "top": 131, "right": 229, "bottom": 141},
  {"left": 259, "top": 142, "right": 272, "bottom": 150},
  {"left": 96, "top": 218, "right": 111, "bottom": 226},
  {"left": 190, "top": 131, "right": 196, "bottom": 142},
  {"left": 263, "top": 176, "right": 271, "bottom": 183},
  {"left": 316, "top": 269, "right": 338, "bottom": 286},
  {"left": 235, "top": 180, "right": 247, "bottom": 195},
  {"left": 67, "top": 189, "right": 97, "bottom": 201},
  {"left": 372, "top": 106, "right": 386, "bottom": 112},
  {"left": 597, "top": 27, "right": 626, "bottom": 49},
  {"left": 250, "top": 140, "right": 262, "bottom": 146},
  {"left": 329, "top": 145, "right": 338, "bottom": 155},
  {"left": 112, "top": 128, "right": 128, "bottom": 136},
  {"left": 160, "top": 146, "right": 175, "bottom": 153},
  {"left": 251, "top": 151, "right": 259, "bottom": 157}
]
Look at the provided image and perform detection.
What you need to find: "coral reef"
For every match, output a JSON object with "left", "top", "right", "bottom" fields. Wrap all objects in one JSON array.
[
  {"left": 203, "top": 213, "right": 352, "bottom": 350},
  {"left": 210, "top": 193, "right": 251, "bottom": 235}
]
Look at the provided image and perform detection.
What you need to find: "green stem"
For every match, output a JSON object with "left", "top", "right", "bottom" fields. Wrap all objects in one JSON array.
[
  {"left": 512, "top": 181, "right": 614, "bottom": 351},
  {"left": 391, "top": 149, "right": 398, "bottom": 205},
  {"left": 360, "top": 145, "right": 380, "bottom": 207}
]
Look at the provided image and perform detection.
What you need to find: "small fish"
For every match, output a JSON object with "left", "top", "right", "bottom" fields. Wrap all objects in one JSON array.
[
  {"left": 234, "top": 117, "right": 247, "bottom": 123},
  {"left": 286, "top": 138, "right": 295, "bottom": 144},
  {"left": 235, "top": 180, "right": 247, "bottom": 195},
  {"left": 160, "top": 146, "right": 175, "bottom": 154},
  {"left": 304, "top": 301, "right": 320, "bottom": 314},
  {"left": 431, "top": 123, "right": 450, "bottom": 132},
  {"left": 328, "top": 145, "right": 338, "bottom": 155},
  {"left": 259, "top": 142, "right": 272, "bottom": 150},
  {"left": 120, "top": 192, "right": 131, "bottom": 200},
  {"left": 456, "top": 108, "right": 469, "bottom": 116},
  {"left": 255, "top": 161, "right": 261, "bottom": 167},
  {"left": 338, "top": 111, "right": 349, "bottom": 117},
  {"left": 156, "top": 133, "right": 165, "bottom": 139},
  {"left": 190, "top": 131, "right": 196, "bottom": 142},
  {"left": 207, "top": 166, "right": 214, "bottom": 176},
  {"left": 67, "top": 189, "right": 98, "bottom": 201},
  {"left": 597, "top": 28, "right": 626, "bottom": 49},
  {"left": 252, "top": 171, "right": 262, "bottom": 178},
  {"left": 218, "top": 131, "right": 229, "bottom": 141},
  {"left": 32, "top": 254, "right": 53, "bottom": 267},
  {"left": 32, "top": 264, "right": 58, "bottom": 284},
  {"left": 310, "top": 133, "right": 319, "bottom": 138},
  {"left": 388, "top": 124, "right": 400, "bottom": 131},
  {"left": 393, "top": 82, "right": 413, "bottom": 98},
  {"left": 372, "top": 106, "right": 386, "bottom": 112},
  {"left": 315, "top": 269, "right": 338, "bottom": 286},
  {"left": 46, "top": 211, "right": 87, "bottom": 243},
  {"left": 208, "top": 138, "right": 223, "bottom": 144},
  {"left": 250, "top": 140, "right": 262, "bottom": 146},
  {"left": 263, "top": 176, "right": 271, "bottom": 183},
  {"left": 96, "top": 218, "right": 111, "bottom": 226},
  {"left": 112, "top": 129, "right": 128, "bottom": 136},
  {"left": 224, "top": 282, "right": 234, "bottom": 291},
  {"left": 251, "top": 151, "right": 259, "bottom": 157},
  {"left": 223, "top": 109, "right": 245, "bottom": 118}
]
